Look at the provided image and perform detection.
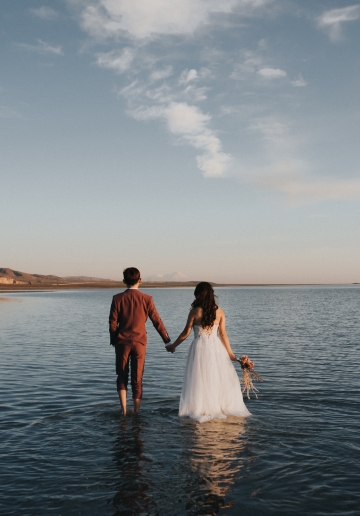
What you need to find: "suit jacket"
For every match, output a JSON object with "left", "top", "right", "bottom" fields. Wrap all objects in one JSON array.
[{"left": 109, "top": 288, "right": 170, "bottom": 346}]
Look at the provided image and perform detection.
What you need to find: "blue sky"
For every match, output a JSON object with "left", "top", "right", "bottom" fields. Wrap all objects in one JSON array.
[{"left": 1, "top": 0, "right": 360, "bottom": 283}]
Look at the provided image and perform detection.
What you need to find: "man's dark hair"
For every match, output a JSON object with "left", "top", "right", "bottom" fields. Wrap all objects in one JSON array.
[{"left": 123, "top": 267, "right": 141, "bottom": 286}]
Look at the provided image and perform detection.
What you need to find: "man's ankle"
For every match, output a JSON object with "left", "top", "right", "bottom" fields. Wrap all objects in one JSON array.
[{"left": 119, "top": 389, "right": 127, "bottom": 414}]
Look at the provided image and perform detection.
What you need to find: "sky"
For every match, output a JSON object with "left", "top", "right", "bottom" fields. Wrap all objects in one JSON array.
[{"left": 1, "top": 0, "right": 360, "bottom": 283}]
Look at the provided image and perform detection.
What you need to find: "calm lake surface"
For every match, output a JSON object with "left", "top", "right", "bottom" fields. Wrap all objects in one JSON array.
[{"left": 1, "top": 287, "right": 360, "bottom": 516}]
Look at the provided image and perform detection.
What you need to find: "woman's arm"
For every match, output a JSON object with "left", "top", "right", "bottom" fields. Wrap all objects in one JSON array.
[
  {"left": 166, "top": 310, "right": 196, "bottom": 353},
  {"left": 218, "top": 310, "right": 236, "bottom": 361}
]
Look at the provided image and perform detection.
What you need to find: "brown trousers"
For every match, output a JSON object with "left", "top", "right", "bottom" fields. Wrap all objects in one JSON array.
[{"left": 115, "top": 343, "right": 146, "bottom": 399}]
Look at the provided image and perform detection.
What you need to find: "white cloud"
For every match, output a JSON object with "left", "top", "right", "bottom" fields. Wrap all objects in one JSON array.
[
  {"left": 292, "top": 74, "right": 307, "bottom": 87},
  {"left": 149, "top": 66, "right": 173, "bottom": 81},
  {"left": 317, "top": 5, "right": 360, "bottom": 41},
  {"left": 198, "top": 67, "right": 213, "bottom": 80},
  {"left": 230, "top": 43, "right": 265, "bottom": 80},
  {"left": 75, "top": 0, "right": 242, "bottom": 40},
  {"left": 258, "top": 163, "right": 360, "bottom": 203},
  {"left": 179, "top": 69, "right": 199, "bottom": 84},
  {"left": 29, "top": 6, "right": 59, "bottom": 20},
  {"left": 68, "top": 0, "right": 360, "bottom": 199},
  {"left": 16, "top": 39, "right": 63, "bottom": 55},
  {"left": 130, "top": 105, "right": 164, "bottom": 121},
  {"left": 230, "top": 56, "right": 261, "bottom": 79},
  {"left": 248, "top": 122, "right": 360, "bottom": 203},
  {"left": 145, "top": 84, "right": 175, "bottom": 104},
  {"left": 231, "top": 43, "right": 288, "bottom": 83},
  {"left": 165, "top": 102, "right": 210, "bottom": 134},
  {"left": 249, "top": 117, "right": 293, "bottom": 150},
  {"left": 127, "top": 100, "right": 230, "bottom": 177},
  {"left": 257, "top": 67, "right": 286, "bottom": 79},
  {"left": 182, "top": 85, "right": 209, "bottom": 102},
  {"left": 71, "top": 0, "right": 282, "bottom": 179},
  {"left": 96, "top": 48, "right": 134, "bottom": 73},
  {"left": 105, "top": 41, "right": 229, "bottom": 177}
]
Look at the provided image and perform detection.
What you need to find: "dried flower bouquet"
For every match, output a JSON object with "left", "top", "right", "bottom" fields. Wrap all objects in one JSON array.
[{"left": 235, "top": 355, "right": 263, "bottom": 399}]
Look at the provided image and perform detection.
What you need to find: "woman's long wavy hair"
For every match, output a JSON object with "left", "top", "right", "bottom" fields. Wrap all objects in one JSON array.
[{"left": 191, "top": 282, "right": 218, "bottom": 329}]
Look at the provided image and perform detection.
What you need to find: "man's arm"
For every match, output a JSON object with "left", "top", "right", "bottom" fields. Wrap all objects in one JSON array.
[
  {"left": 148, "top": 298, "right": 171, "bottom": 344},
  {"left": 109, "top": 296, "right": 119, "bottom": 345}
]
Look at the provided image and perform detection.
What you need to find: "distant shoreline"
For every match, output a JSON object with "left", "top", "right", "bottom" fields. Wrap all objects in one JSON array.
[{"left": 1, "top": 281, "right": 359, "bottom": 293}]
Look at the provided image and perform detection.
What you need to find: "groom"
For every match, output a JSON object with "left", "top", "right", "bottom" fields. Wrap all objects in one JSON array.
[{"left": 109, "top": 267, "right": 171, "bottom": 415}]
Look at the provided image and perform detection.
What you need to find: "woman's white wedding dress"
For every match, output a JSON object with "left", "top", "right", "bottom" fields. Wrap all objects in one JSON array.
[{"left": 179, "top": 324, "right": 251, "bottom": 423}]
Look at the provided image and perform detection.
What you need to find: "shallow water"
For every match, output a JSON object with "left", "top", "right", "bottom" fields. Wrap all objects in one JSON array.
[{"left": 1, "top": 287, "right": 360, "bottom": 515}]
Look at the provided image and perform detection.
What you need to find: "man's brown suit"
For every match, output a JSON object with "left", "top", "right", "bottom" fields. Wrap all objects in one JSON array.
[{"left": 109, "top": 288, "right": 170, "bottom": 399}]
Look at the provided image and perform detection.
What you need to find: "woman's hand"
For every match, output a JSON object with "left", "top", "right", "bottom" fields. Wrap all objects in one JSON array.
[
  {"left": 228, "top": 351, "right": 236, "bottom": 362},
  {"left": 166, "top": 343, "right": 176, "bottom": 353}
]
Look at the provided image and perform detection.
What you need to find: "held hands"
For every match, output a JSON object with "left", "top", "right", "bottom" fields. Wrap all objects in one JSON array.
[{"left": 166, "top": 342, "right": 177, "bottom": 353}]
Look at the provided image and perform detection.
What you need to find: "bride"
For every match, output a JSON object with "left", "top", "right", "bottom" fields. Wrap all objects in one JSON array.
[{"left": 166, "top": 282, "right": 251, "bottom": 423}]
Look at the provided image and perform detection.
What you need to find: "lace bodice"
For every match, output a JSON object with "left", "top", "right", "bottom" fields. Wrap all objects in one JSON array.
[{"left": 193, "top": 324, "right": 219, "bottom": 338}]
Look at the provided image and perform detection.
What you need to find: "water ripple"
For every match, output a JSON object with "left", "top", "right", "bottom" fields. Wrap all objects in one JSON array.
[{"left": 1, "top": 287, "right": 360, "bottom": 515}]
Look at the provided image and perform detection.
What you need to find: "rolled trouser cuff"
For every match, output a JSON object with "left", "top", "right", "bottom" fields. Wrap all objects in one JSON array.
[
  {"left": 117, "top": 378, "right": 128, "bottom": 392},
  {"left": 131, "top": 383, "right": 143, "bottom": 399}
]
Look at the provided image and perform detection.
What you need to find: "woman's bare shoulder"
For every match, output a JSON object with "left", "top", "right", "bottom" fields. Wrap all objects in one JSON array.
[
  {"left": 215, "top": 308, "right": 224, "bottom": 323},
  {"left": 190, "top": 306, "right": 202, "bottom": 317}
]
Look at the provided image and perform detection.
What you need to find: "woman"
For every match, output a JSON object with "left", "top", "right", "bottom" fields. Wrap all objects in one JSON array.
[{"left": 166, "top": 282, "right": 251, "bottom": 423}]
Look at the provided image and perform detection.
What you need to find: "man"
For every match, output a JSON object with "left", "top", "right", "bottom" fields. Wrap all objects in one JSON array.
[{"left": 109, "top": 267, "right": 171, "bottom": 415}]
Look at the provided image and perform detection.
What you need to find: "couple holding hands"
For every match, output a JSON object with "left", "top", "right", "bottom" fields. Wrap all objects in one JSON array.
[{"left": 109, "top": 267, "right": 250, "bottom": 423}]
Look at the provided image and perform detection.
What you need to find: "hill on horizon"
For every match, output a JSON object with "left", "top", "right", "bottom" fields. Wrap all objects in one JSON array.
[
  {"left": 0, "top": 268, "right": 63, "bottom": 285},
  {"left": 64, "top": 275, "right": 113, "bottom": 282},
  {"left": 0, "top": 268, "right": 115, "bottom": 285},
  {"left": 0, "top": 268, "right": 214, "bottom": 287}
]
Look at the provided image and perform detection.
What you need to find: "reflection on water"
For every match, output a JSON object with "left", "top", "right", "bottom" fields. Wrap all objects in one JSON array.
[
  {"left": 184, "top": 418, "right": 247, "bottom": 515},
  {"left": 110, "top": 413, "right": 250, "bottom": 516},
  {"left": 112, "top": 417, "right": 157, "bottom": 516}
]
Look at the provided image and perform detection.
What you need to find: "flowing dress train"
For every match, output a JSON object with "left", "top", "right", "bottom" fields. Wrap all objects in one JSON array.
[{"left": 179, "top": 324, "right": 251, "bottom": 423}]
